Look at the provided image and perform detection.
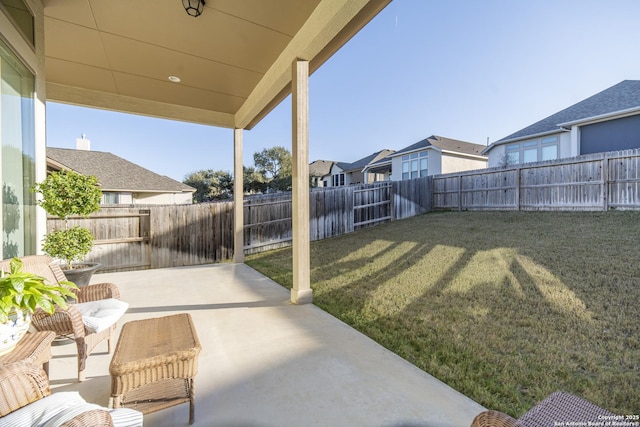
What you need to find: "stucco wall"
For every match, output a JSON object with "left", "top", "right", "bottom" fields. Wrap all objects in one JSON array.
[
  {"left": 134, "top": 192, "right": 193, "bottom": 205},
  {"left": 441, "top": 153, "right": 487, "bottom": 174}
]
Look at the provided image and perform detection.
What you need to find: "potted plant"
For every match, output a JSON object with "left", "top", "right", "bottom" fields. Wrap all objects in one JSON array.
[
  {"left": 32, "top": 170, "right": 103, "bottom": 286},
  {"left": 0, "top": 258, "right": 77, "bottom": 355}
]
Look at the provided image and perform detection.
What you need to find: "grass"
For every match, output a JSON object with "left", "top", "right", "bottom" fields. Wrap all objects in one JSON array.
[{"left": 246, "top": 210, "right": 640, "bottom": 417}]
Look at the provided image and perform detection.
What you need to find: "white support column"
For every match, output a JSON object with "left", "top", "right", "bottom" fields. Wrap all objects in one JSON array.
[
  {"left": 291, "top": 59, "right": 313, "bottom": 304},
  {"left": 233, "top": 128, "right": 245, "bottom": 263}
]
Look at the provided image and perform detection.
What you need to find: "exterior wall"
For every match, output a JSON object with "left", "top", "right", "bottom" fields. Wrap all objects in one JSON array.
[
  {"left": 579, "top": 114, "right": 640, "bottom": 154},
  {"left": 390, "top": 155, "right": 402, "bottom": 181},
  {"left": 350, "top": 170, "right": 364, "bottom": 184},
  {"left": 560, "top": 131, "right": 573, "bottom": 158},
  {"left": 440, "top": 153, "right": 487, "bottom": 174},
  {"left": 486, "top": 145, "right": 506, "bottom": 168},
  {"left": 0, "top": 0, "right": 46, "bottom": 256},
  {"left": 134, "top": 192, "right": 193, "bottom": 205},
  {"left": 428, "top": 150, "right": 442, "bottom": 175}
]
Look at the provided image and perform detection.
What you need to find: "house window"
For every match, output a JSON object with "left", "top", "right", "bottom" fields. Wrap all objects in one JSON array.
[
  {"left": 505, "top": 144, "right": 520, "bottom": 165},
  {"left": 401, "top": 151, "right": 428, "bottom": 180},
  {"left": 0, "top": 0, "right": 35, "bottom": 46},
  {"left": 504, "top": 136, "right": 559, "bottom": 165},
  {"left": 103, "top": 192, "right": 120, "bottom": 204},
  {"left": 0, "top": 38, "right": 36, "bottom": 258},
  {"left": 332, "top": 173, "right": 345, "bottom": 187},
  {"left": 541, "top": 136, "right": 559, "bottom": 160}
]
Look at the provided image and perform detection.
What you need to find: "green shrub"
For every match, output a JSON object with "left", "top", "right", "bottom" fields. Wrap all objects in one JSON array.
[
  {"left": 41, "top": 226, "right": 94, "bottom": 270},
  {"left": 32, "top": 170, "right": 102, "bottom": 269}
]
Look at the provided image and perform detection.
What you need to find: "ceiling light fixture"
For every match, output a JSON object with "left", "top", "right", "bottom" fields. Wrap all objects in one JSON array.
[
  {"left": 182, "top": 0, "right": 205, "bottom": 17},
  {"left": 168, "top": 76, "right": 181, "bottom": 83}
]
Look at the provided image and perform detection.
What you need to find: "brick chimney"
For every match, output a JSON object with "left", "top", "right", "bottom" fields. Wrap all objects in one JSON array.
[{"left": 76, "top": 134, "right": 90, "bottom": 151}]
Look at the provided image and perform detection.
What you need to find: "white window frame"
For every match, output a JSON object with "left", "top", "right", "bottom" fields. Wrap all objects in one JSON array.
[
  {"left": 401, "top": 151, "right": 428, "bottom": 180},
  {"left": 103, "top": 192, "right": 120, "bottom": 204},
  {"left": 504, "top": 136, "right": 559, "bottom": 165}
]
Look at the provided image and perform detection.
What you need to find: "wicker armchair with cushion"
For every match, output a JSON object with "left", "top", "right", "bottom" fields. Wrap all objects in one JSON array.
[
  {"left": 471, "top": 391, "right": 616, "bottom": 427},
  {"left": 0, "top": 255, "right": 128, "bottom": 382},
  {"left": 0, "top": 361, "right": 142, "bottom": 426}
]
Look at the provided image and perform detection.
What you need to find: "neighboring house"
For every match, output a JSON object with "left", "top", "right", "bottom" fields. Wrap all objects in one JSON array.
[
  {"left": 483, "top": 80, "right": 640, "bottom": 167},
  {"left": 309, "top": 160, "right": 334, "bottom": 188},
  {"left": 325, "top": 149, "right": 394, "bottom": 187},
  {"left": 364, "top": 135, "right": 487, "bottom": 180},
  {"left": 47, "top": 141, "right": 195, "bottom": 205}
]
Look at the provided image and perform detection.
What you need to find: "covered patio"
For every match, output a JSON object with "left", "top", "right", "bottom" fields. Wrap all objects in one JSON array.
[{"left": 48, "top": 264, "right": 485, "bottom": 426}]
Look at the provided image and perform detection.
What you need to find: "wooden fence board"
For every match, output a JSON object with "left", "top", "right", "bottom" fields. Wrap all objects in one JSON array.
[{"left": 433, "top": 149, "right": 640, "bottom": 211}]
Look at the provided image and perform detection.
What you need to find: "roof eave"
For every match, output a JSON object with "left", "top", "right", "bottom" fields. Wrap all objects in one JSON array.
[
  {"left": 440, "top": 150, "right": 487, "bottom": 160},
  {"left": 390, "top": 145, "right": 438, "bottom": 158},
  {"left": 557, "top": 106, "right": 640, "bottom": 128},
  {"left": 362, "top": 159, "right": 392, "bottom": 173}
]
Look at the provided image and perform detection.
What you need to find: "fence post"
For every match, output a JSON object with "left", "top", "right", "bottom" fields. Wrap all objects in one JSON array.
[
  {"left": 602, "top": 154, "right": 609, "bottom": 211},
  {"left": 515, "top": 167, "right": 521, "bottom": 211},
  {"left": 458, "top": 174, "right": 463, "bottom": 211},
  {"left": 390, "top": 181, "right": 396, "bottom": 221}
]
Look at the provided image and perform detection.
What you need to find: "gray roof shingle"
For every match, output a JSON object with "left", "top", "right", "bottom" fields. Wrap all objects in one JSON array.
[
  {"left": 497, "top": 80, "right": 640, "bottom": 142},
  {"left": 331, "top": 150, "right": 395, "bottom": 173},
  {"left": 344, "top": 149, "right": 395, "bottom": 171},
  {"left": 392, "top": 135, "right": 486, "bottom": 157},
  {"left": 309, "top": 160, "right": 334, "bottom": 177},
  {"left": 47, "top": 147, "right": 195, "bottom": 193}
]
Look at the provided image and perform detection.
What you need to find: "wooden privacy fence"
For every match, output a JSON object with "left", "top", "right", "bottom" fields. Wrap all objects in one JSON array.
[
  {"left": 52, "top": 177, "right": 433, "bottom": 271},
  {"left": 53, "top": 203, "right": 234, "bottom": 272},
  {"left": 243, "top": 178, "right": 433, "bottom": 254},
  {"left": 433, "top": 149, "right": 640, "bottom": 211}
]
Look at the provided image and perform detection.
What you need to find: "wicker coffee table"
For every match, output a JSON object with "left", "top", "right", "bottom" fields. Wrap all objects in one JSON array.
[{"left": 109, "top": 313, "right": 201, "bottom": 424}]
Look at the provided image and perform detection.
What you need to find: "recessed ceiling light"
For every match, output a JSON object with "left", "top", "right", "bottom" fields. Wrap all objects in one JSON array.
[{"left": 168, "top": 76, "right": 181, "bottom": 83}]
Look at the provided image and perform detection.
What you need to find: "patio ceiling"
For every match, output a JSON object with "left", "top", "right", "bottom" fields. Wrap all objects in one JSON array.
[{"left": 42, "top": 0, "right": 391, "bottom": 129}]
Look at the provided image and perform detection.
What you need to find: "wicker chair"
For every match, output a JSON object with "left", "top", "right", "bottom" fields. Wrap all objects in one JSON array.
[
  {"left": 0, "top": 255, "right": 125, "bottom": 382},
  {"left": 0, "top": 361, "right": 143, "bottom": 426},
  {"left": 471, "top": 391, "right": 616, "bottom": 427}
]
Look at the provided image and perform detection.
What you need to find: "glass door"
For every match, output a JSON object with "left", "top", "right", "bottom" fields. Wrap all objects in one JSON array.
[{"left": 1, "top": 38, "right": 36, "bottom": 259}]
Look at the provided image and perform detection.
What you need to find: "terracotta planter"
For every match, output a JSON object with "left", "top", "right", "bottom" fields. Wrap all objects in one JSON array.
[
  {"left": 0, "top": 310, "right": 31, "bottom": 356},
  {"left": 62, "top": 262, "right": 103, "bottom": 287}
]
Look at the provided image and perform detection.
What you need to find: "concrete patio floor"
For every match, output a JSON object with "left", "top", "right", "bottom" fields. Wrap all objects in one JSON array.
[{"left": 48, "top": 263, "right": 485, "bottom": 426}]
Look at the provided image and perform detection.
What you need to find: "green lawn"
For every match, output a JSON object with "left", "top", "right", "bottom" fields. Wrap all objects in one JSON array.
[{"left": 246, "top": 211, "right": 640, "bottom": 417}]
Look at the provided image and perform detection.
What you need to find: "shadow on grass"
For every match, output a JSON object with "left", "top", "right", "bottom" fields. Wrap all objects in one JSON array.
[{"left": 247, "top": 210, "right": 640, "bottom": 416}]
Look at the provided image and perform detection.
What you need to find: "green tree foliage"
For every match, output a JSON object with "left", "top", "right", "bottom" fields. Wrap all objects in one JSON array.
[
  {"left": 32, "top": 170, "right": 101, "bottom": 220},
  {"left": 184, "top": 169, "right": 233, "bottom": 202},
  {"left": 41, "top": 226, "right": 94, "bottom": 269},
  {"left": 253, "top": 146, "right": 292, "bottom": 191},
  {"left": 243, "top": 166, "right": 267, "bottom": 194},
  {"left": 184, "top": 147, "right": 295, "bottom": 200},
  {"left": 31, "top": 170, "right": 102, "bottom": 269}
]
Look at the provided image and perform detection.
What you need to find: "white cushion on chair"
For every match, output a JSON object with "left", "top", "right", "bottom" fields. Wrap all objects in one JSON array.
[
  {"left": 42, "top": 402, "right": 103, "bottom": 427},
  {"left": 75, "top": 298, "right": 129, "bottom": 333},
  {"left": 1, "top": 391, "right": 85, "bottom": 426}
]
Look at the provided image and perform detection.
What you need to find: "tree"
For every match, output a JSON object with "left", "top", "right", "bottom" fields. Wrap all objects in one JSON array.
[
  {"left": 32, "top": 170, "right": 102, "bottom": 269},
  {"left": 253, "top": 146, "right": 292, "bottom": 191},
  {"left": 183, "top": 169, "right": 233, "bottom": 202},
  {"left": 243, "top": 166, "right": 267, "bottom": 194}
]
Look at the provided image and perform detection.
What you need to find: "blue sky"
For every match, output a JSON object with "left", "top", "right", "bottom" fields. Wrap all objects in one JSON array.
[{"left": 46, "top": 0, "right": 640, "bottom": 182}]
